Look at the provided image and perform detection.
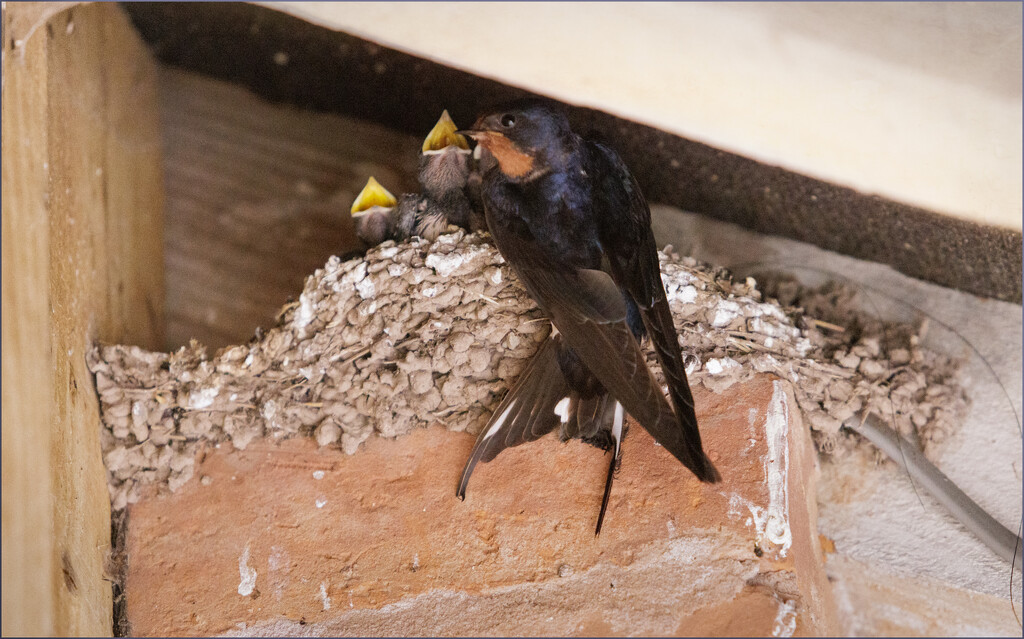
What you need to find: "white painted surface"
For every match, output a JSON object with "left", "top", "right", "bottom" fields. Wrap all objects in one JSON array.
[{"left": 262, "top": 1, "right": 1021, "bottom": 230}]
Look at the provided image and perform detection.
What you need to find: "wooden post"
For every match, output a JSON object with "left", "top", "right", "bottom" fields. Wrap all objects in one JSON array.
[{"left": 2, "top": 3, "right": 165, "bottom": 634}]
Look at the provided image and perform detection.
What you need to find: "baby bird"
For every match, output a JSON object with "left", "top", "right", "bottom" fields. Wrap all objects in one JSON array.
[
  {"left": 350, "top": 176, "right": 399, "bottom": 246},
  {"left": 350, "top": 111, "right": 486, "bottom": 247},
  {"left": 415, "top": 109, "right": 477, "bottom": 239}
]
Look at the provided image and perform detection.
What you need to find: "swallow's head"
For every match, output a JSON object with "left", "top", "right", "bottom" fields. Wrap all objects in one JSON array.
[{"left": 461, "top": 100, "right": 573, "bottom": 182}]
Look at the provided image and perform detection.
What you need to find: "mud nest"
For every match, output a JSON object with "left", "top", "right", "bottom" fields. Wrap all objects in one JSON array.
[{"left": 88, "top": 229, "right": 968, "bottom": 510}]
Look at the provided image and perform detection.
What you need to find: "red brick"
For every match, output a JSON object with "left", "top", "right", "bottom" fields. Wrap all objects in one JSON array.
[{"left": 124, "top": 376, "right": 837, "bottom": 636}]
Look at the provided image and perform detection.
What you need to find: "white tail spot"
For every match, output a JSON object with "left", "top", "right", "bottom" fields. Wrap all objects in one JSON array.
[
  {"left": 554, "top": 397, "right": 571, "bottom": 423},
  {"left": 612, "top": 402, "right": 625, "bottom": 457},
  {"left": 482, "top": 400, "right": 516, "bottom": 440}
]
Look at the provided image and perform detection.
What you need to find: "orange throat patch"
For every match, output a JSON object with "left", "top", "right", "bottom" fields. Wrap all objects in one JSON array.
[{"left": 480, "top": 133, "right": 535, "bottom": 178}]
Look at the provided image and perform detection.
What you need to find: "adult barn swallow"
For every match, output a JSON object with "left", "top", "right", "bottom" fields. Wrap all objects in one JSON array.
[{"left": 457, "top": 101, "right": 720, "bottom": 534}]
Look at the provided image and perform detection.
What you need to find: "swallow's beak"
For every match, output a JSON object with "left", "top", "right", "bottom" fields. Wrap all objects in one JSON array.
[
  {"left": 456, "top": 128, "right": 493, "bottom": 141},
  {"left": 464, "top": 112, "right": 509, "bottom": 135},
  {"left": 350, "top": 176, "right": 397, "bottom": 217},
  {"left": 422, "top": 110, "right": 470, "bottom": 153},
  {"left": 458, "top": 113, "right": 510, "bottom": 148}
]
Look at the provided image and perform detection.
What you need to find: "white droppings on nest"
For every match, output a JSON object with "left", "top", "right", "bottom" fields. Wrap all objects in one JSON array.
[
  {"left": 293, "top": 291, "right": 315, "bottom": 330},
  {"left": 88, "top": 230, "right": 968, "bottom": 509},
  {"left": 387, "top": 263, "right": 409, "bottom": 278},
  {"left": 668, "top": 284, "right": 698, "bottom": 305},
  {"left": 425, "top": 252, "right": 465, "bottom": 277},
  {"left": 355, "top": 277, "right": 376, "bottom": 300},
  {"left": 184, "top": 386, "right": 219, "bottom": 410},
  {"left": 705, "top": 357, "right": 740, "bottom": 376},
  {"left": 710, "top": 299, "right": 742, "bottom": 328}
]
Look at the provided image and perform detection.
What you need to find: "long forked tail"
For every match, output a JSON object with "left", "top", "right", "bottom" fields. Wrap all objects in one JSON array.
[
  {"left": 642, "top": 296, "right": 721, "bottom": 483},
  {"left": 457, "top": 335, "right": 568, "bottom": 500},
  {"left": 595, "top": 401, "right": 625, "bottom": 536},
  {"left": 457, "top": 334, "right": 632, "bottom": 536}
]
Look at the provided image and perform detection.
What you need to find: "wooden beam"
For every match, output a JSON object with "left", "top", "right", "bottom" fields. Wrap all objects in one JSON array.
[
  {"left": 2, "top": 13, "right": 56, "bottom": 637},
  {"left": 158, "top": 68, "right": 416, "bottom": 350},
  {"left": 2, "top": 3, "right": 165, "bottom": 634}
]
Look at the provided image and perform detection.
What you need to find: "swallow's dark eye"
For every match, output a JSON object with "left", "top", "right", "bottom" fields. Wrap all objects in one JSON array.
[{"left": 500, "top": 114, "right": 516, "bottom": 128}]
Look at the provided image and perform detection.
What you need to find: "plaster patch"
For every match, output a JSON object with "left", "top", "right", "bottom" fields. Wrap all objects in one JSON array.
[
  {"left": 772, "top": 598, "right": 797, "bottom": 637},
  {"left": 763, "top": 382, "right": 792, "bottom": 556},
  {"left": 724, "top": 385, "right": 792, "bottom": 558},
  {"left": 319, "top": 582, "right": 331, "bottom": 611},
  {"left": 238, "top": 544, "right": 257, "bottom": 597}
]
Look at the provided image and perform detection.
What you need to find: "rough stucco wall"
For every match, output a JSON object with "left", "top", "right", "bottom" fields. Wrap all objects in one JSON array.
[{"left": 264, "top": 1, "right": 1023, "bottom": 231}]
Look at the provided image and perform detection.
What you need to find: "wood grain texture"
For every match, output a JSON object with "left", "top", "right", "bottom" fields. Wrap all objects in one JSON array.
[
  {"left": 2, "top": 3, "right": 165, "bottom": 635},
  {"left": 2, "top": 16, "right": 56, "bottom": 637},
  {"left": 158, "top": 68, "right": 420, "bottom": 350}
]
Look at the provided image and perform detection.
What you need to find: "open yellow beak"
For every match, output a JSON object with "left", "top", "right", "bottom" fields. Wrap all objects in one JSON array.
[
  {"left": 421, "top": 109, "right": 470, "bottom": 153},
  {"left": 350, "top": 176, "right": 397, "bottom": 216}
]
